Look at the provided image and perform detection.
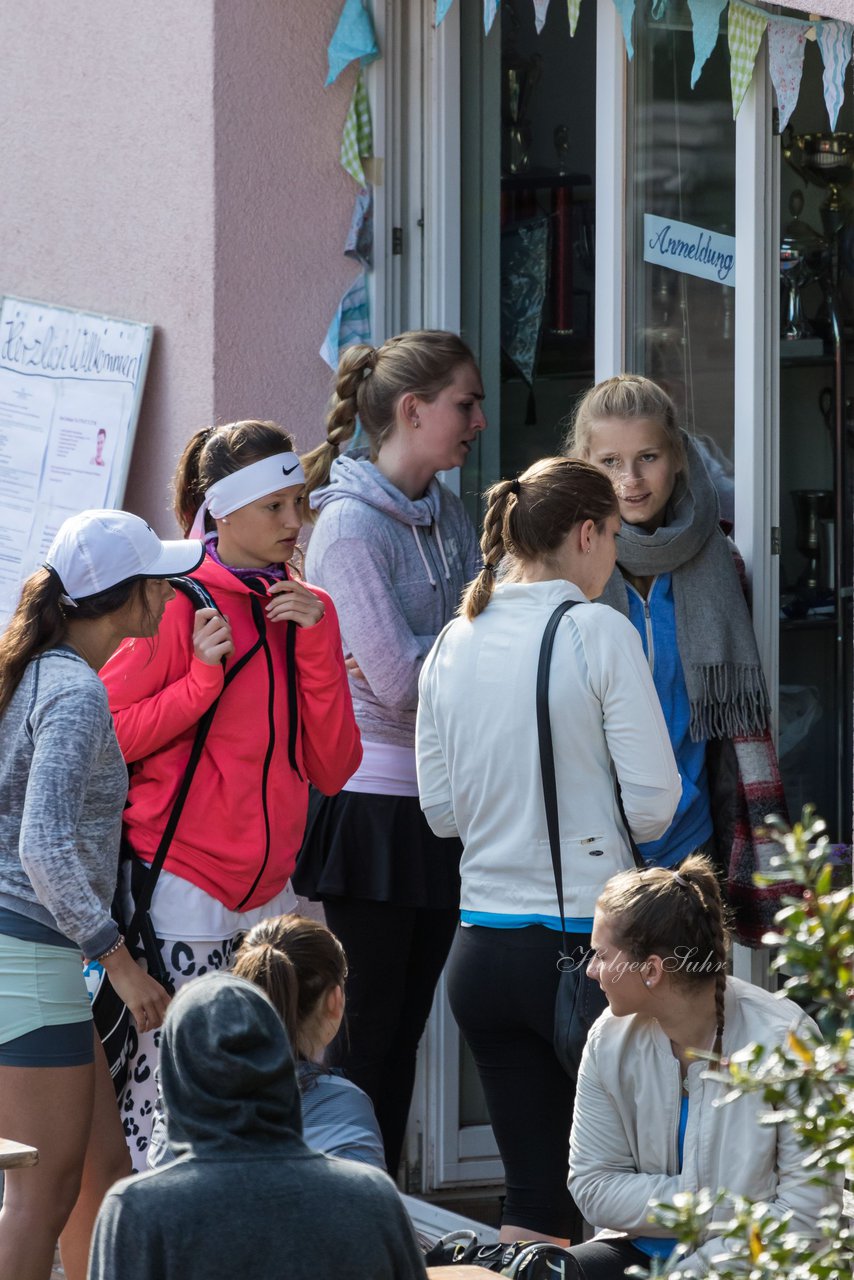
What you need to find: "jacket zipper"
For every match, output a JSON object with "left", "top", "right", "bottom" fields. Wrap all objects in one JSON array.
[
  {"left": 237, "top": 598, "right": 276, "bottom": 910},
  {"left": 626, "top": 578, "right": 659, "bottom": 677}
]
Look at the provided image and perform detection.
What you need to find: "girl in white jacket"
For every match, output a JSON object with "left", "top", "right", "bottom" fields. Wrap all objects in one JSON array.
[
  {"left": 567, "top": 855, "right": 836, "bottom": 1277},
  {"left": 416, "top": 457, "right": 681, "bottom": 1245}
]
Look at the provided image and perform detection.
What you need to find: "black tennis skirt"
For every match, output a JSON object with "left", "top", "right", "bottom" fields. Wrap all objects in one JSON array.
[{"left": 293, "top": 788, "right": 462, "bottom": 910}]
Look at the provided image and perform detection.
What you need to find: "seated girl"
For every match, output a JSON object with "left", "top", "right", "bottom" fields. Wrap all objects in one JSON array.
[
  {"left": 566, "top": 855, "right": 838, "bottom": 1278},
  {"left": 148, "top": 916, "right": 384, "bottom": 1171}
]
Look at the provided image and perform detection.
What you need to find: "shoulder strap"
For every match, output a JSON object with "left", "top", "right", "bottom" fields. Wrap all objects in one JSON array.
[
  {"left": 125, "top": 575, "right": 263, "bottom": 947},
  {"left": 536, "top": 600, "right": 645, "bottom": 958},
  {"left": 536, "top": 602, "right": 577, "bottom": 957},
  {"left": 169, "top": 575, "right": 219, "bottom": 613}
]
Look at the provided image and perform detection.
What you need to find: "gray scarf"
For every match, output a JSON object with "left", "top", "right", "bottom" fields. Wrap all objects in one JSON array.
[{"left": 598, "top": 433, "right": 769, "bottom": 742}]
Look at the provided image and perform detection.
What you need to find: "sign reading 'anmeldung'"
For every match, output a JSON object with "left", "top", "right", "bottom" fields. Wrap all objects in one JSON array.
[{"left": 643, "top": 214, "right": 736, "bottom": 287}]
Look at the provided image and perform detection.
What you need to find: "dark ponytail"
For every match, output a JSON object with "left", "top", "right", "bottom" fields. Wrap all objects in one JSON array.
[
  {"left": 173, "top": 420, "right": 298, "bottom": 537},
  {"left": 0, "top": 569, "right": 148, "bottom": 717}
]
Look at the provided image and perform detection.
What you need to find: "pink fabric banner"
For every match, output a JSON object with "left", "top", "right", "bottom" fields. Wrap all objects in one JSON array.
[{"left": 768, "top": 19, "right": 809, "bottom": 133}]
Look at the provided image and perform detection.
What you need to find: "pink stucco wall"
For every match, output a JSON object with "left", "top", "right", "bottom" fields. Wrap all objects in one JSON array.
[
  {"left": 213, "top": 1, "right": 358, "bottom": 455},
  {"left": 0, "top": 0, "right": 355, "bottom": 534}
]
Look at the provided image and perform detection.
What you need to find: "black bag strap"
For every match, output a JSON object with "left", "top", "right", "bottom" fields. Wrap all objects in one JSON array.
[
  {"left": 536, "top": 600, "right": 645, "bottom": 959},
  {"left": 125, "top": 576, "right": 264, "bottom": 949}
]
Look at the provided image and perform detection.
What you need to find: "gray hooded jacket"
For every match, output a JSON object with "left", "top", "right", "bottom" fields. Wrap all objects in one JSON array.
[
  {"left": 306, "top": 456, "right": 481, "bottom": 749},
  {"left": 88, "top": 974, "right": 426, "bottom": 1280}
]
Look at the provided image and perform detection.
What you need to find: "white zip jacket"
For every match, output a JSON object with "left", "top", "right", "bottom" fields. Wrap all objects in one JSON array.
[
  {"left": 569, "top": 976, "right": 840, "bottom": 1272},
  {"left": 416, "top": 580, "right": 681, "bottom": 920}
]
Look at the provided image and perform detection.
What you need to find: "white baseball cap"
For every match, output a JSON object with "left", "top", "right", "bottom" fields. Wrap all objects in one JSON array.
[{"left": 45, "top": 509, "right": 205, "bottom": 604}]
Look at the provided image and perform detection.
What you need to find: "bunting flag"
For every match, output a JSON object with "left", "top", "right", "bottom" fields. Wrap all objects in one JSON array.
[
  {"left": 768, "top": 20, "right": 809, "bottom": 133},
  {"left": 650, "top": 0, "right": 668, "bottom": 18},
  {"left": 484, "top": 0, "right": 499, "bottom": 33},
  {"left": 688, "top": 0, "right": 727, "bottom": 88},
  {"left": 320, "top": 274, "right": 371, "bottom": 370},
  {"left": 436, "top": 0, "right": 454, "bottom": 25},
  {"left": 612, "top": 0, "right": 637, "bottom": 60},
  {"left": 817, "top": 20, "right": 854, "bottom": 130},
  {"left": 567, "top": 0, "right": 581, "bottom": 37},
  {"left": 344, "top": 188, "right": 373, "bottom": 270},
  {"left": 340, "top": 71, "right": 373, "bottom": 186},
  {"left": 326, "top": 0, "right": 380, "bottom": 87},
  {"left": 533, "top": 0, "right": 552, "bottom": 34},
  {"left": 728, "top": 0, "right": 767, "bottom": 119}
]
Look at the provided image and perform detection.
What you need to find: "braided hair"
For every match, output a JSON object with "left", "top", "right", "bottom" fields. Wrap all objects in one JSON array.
[
  {"left": 460, "top": 457, "right": 618, "bottom": 620},
  {"left": 301, "top": 329, "right": 478, "bottom": 508},
  {"left": 596, "top": 853, "right": 730, "bottom": 1054}
]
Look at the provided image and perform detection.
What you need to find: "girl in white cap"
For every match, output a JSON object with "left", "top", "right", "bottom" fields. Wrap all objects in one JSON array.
[
  {"left": 0, "top": 509, "right": 204, "bottom": 1280},
  {"left": 100, "top": 420, "right": 362, "bottom": 1168}
]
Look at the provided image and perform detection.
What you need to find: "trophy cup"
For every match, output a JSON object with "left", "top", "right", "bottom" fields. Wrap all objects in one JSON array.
[
  {"left": 780, "top": 191, "right": 826, "bottom": 340},
  {"left": 503, "top": 56, "right": 541, "bottom": 176},
  {"left": 782, "top": 132, "right": 854, "bottom": 242},
  {"left": 791, "top": 489, "right": 834, "bottom": 594}
]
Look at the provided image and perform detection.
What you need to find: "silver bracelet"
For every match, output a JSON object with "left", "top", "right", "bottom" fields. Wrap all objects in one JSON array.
[{"left": 94, "top": 934, "right": 125, "bottom": 964}]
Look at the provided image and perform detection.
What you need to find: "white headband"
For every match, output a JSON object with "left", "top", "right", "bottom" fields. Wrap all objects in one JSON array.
[{"left": 189, "top": 452, "right": 305, "bottom": 538}]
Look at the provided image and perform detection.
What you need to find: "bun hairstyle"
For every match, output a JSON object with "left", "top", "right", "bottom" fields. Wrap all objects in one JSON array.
[
  {"left": 596, "top": 853, "right": 730, "bottom": 1054},
  {"left": 173, "top": 420, "right": 298, "bottom": 536},
  {"left": 564, "top": 374, "right": 687, "bottom": 474},
  {"left": 460, "top": 456, "right": 618, "bottom": 621},
  {"left": 0, "top": 569, "right": 149, "bottom": 718},
  {"left": 300, "top": 329, "right": 478, "bottom": 506},
  {"left": 231, "top": 916, "right": 348, "bottom": 1061}
]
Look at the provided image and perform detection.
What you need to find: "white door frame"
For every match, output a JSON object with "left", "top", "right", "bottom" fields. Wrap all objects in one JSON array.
[{"left": 375, "top": 0, "right": 777, "bottom": 1192}]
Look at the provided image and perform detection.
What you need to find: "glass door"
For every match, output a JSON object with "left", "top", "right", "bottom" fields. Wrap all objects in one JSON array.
[
  {"left": 459, "top": 0, "right": 598, "bottom": 523},
  {"left": 776, "top": 48, "right": 853, "bottom": 844},
  {"left": 625, "top": 0, "right": 736, "bottom": 491}
]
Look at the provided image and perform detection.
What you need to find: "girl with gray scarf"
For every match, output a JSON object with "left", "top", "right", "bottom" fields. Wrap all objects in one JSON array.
[{"left": 566, "top": 376, "right": 785, "bottom": 942}]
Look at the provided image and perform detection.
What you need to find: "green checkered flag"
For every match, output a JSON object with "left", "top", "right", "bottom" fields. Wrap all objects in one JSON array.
[
  {"left": 728, "top": 0, "right": 767, "bottom": 119},
  {"left": 341, "top": 70, "right": 373, "bottom": 187}
]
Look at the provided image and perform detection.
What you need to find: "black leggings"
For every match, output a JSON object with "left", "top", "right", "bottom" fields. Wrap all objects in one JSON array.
[
  {"left": 323, "top": 898, "right": 458, "bottom": 1178},
  {"left": 566, "top": 1240, "right": 650, "bottom": 1279},
  {"left": 447, "top": 924, "right": 591, "bottom": 1240}
]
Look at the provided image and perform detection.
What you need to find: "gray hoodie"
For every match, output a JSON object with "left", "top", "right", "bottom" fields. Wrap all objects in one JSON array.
[
  {"left": 88, "top": 974, "right": 426, "bottom": 1280},
  {"left": 306, "top": 455, "right": 481, "bottom": 749}
]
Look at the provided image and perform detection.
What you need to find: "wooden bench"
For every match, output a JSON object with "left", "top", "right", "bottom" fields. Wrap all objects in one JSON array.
[{"left": 0, "top": 1139, "right": 38, "bottom": 1169}]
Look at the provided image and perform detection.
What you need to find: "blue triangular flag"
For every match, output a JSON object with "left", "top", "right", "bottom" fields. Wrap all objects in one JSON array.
[
  {"left": 612, "top": 0, "right": 636, "bottom": 60},
  {"left": 687, "top": 0, "right": 727, "bottom": 89},
  {"left": 326, "top": 0, "right": 380, "bottom": 87},
  {"left": 436, "top": 0, "right": 455, "bottom": 24}
]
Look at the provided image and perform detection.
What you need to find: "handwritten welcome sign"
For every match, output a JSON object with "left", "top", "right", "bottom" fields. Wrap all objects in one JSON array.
[
  {"left": 0, "top": 295, "right": 152, "bottom": 630},
  {"left": 643, "top": 215, "right": 735, "bottom": 286}
]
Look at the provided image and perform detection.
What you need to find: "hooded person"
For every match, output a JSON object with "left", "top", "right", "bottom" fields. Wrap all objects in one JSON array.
[
  {"left": 293, "top": 332, "right": 485, "bottom": 1178},
  {"left": 87, "top": 973, "right": 427, "bottom": 1280}
]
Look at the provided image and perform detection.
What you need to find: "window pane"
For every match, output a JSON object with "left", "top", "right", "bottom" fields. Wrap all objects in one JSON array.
[{"left": 626, "top": 0, "right": 735, "bottom": 501}]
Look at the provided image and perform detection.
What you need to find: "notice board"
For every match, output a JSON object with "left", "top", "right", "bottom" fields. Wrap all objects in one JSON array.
[{"left": 0, "top": 296, "right": 152, "bottom": 629}]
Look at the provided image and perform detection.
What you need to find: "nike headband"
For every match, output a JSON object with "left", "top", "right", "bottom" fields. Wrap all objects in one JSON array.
[{"left": 189, "top": 452, "right": 306, "bottom": 539}]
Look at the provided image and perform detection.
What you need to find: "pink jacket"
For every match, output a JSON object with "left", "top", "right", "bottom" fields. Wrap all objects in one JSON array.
[{"left": 101, "top": 555, "right": 362, "bottom": 911}]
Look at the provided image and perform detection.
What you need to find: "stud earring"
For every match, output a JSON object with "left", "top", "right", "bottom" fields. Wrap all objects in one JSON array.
[
  {"left": 644, "top": 979, "right": 652, "bottom": 987},
  {"left": 412, "top": 416, "right": 421, "bottom": 429},
  {"left": 220, "top": 516, "right": 229, "bottom": 524}
]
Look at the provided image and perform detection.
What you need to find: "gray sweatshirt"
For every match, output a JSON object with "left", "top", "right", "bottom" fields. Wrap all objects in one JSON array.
[
  {"left": 0, "top": 646, "right": 126, "bottom": 958},
  {"left": 89, "top": 974, "right": 426, "bottom": 1280},
  {"left": 306, "top": 455, "right": 481, "bottom": 748}
]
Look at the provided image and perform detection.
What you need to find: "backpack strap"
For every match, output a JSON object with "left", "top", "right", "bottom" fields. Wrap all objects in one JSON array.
[{"left": 125, "top": 575, "right": 262, "bottom": 950}]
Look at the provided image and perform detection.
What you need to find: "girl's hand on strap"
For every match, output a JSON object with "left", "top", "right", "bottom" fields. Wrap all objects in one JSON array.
[
  {"left": 192, "top": 607, "right": 234, "bottom": 665},
  {"left": 101, "top": 945, "right": 172, "bottom": 1032},
  {"left": 265, "top": 579, "right": 325, "bottom": 629}
]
